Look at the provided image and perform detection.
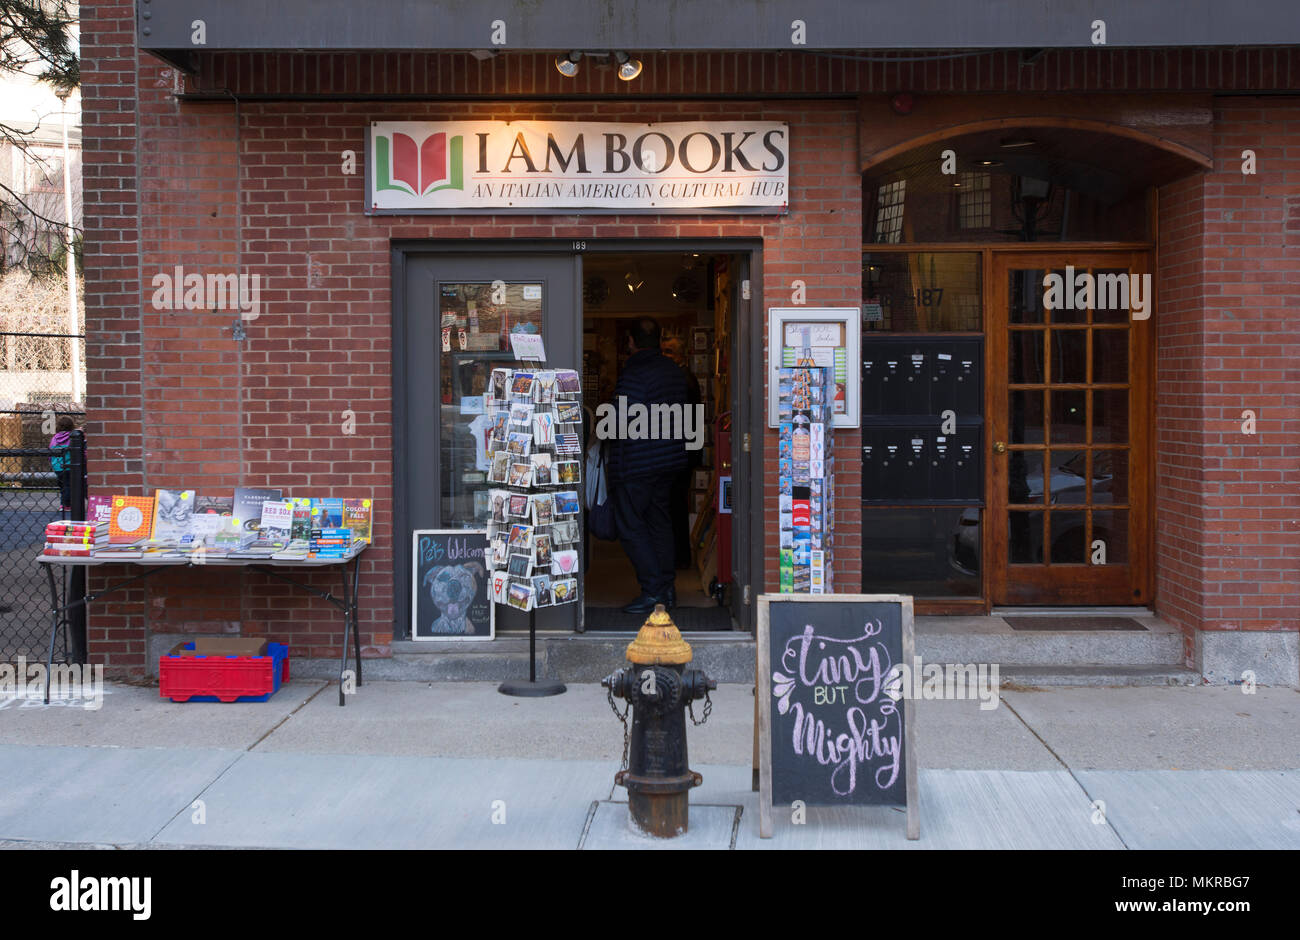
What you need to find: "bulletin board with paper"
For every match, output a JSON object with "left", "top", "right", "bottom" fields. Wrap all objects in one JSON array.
[{"left": 767, "top": 308, "right": 861, "bottom": 428}]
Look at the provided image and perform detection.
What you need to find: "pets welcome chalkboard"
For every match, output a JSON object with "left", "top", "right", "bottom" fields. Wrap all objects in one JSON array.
[
  {"left": 412, "top": 530, "right": 493, "bottom": 640},
  {"left": 757, "top": 594, "right": 918, "bottom": 839}
]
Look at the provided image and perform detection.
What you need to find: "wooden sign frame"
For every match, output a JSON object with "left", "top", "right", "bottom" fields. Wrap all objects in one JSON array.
[
  {"left": 756, "top": 593, "right": 918, "bottom": 840},
  {"left": 411, "top": 529, "right": 494, "bottom": 641},
  {"left": 767, "top": 307, "right": 861, "bottom": 429}
]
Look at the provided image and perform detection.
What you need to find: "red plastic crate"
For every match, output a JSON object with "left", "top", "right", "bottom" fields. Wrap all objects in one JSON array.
[{"left": 160, "top": 643, "right": 290, "bottom": 703}]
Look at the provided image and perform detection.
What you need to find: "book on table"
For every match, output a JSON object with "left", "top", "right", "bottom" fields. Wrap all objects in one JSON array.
[
  {"left": 232, "top": 487, "right": 282, "bottom": 542},
  {"left": 109, "top": 495, "right": 155, "bottom": 543}
]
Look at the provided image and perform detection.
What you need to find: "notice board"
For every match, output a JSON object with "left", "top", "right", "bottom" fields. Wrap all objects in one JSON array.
[
  {"left": 411, "top": 529, "right": 493, "bottom": 640},
  {"left": 756, "top": 593, "right": 918, "bottom": 838}
]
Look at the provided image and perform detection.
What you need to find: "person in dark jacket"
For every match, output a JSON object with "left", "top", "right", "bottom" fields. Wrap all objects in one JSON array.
[{"left": 605, "top": 317, "right": 689, "bottom": 614}]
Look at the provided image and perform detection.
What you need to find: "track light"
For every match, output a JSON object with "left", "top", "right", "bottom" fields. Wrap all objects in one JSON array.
[
  {"left": 554, "top": 51, "right": 582, "bottom": 78},
  {"left": 614, "top": 51, "right": 643, "bottom": 81}
]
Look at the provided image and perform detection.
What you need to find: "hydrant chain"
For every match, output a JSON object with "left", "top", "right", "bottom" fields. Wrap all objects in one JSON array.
[{"left": 605, "top": 681, "right": 631, "bottom": 770}]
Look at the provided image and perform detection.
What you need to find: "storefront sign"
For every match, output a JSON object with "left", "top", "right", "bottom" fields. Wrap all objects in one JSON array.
[
  {"left": 411, "top": 530, "right": 493, "bottom": 640},
  {"left": 368, "top": 121, "right": 789, "bottom": 214},
  {"left": 757, "top": 594, "right": 918, "bottom": 839}
]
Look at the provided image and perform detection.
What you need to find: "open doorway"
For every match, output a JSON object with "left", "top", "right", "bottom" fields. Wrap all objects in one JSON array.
[{"left": 580, "top": 251, "right": 740, "bottom": 631}]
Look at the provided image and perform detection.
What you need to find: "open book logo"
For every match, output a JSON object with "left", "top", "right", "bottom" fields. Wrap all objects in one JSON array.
[{"left": 375, "top": 131, "right": 464, "bottom": 196}]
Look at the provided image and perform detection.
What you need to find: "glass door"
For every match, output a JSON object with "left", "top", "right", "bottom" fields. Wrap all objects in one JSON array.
[
  {"left": 987, "top": 251, "right": 1152, "bottom": 606},
  {"left": 399, "top": 253, "right": 580, "bottom": 633}
]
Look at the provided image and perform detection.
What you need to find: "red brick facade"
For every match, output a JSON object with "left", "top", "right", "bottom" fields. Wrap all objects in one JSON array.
[
  {"left": 81, "top": 0, "right": 1298, "bottom": 678},
  {"left": 1157, "top": 99, "right": 1300, "bottom": 659}
]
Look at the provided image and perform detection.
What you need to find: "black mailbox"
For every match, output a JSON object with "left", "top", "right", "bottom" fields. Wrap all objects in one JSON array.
[
  {"left": 900, "top": 432, "right": 929, "bottom": 500},
  {"left": 930, "top": 339, "right": 982, "bottom": 420},
  {"left": 861, "top": 355, "right": 883, "bottom": 418},
  {"left": 876, "top": 355, "right": 909, "bottom": 415},
  {"left": 931, "top": 434, "right": 958, "bottom": 500},
  {"left": 951, "top": 426, "right": 982, "bottom": 500}
]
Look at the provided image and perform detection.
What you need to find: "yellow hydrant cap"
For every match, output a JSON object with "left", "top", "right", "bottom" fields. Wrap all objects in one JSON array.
[{"left": 625, "top": 604, "right": 693, "bottom": 665}]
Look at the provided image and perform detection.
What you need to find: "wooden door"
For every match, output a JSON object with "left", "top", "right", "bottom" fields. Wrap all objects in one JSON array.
[{"left": 987, "top": 251, "right": 1152, "bottom": 605}]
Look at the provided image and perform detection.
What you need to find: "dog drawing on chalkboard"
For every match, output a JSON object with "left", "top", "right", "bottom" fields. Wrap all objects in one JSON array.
[{"left": 423, "top": 561, "right": 485, "bottom": 635}]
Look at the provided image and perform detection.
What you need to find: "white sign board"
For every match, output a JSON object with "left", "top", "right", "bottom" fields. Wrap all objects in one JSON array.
[{"left": 369, "top": 121, "right": 789, "bottom": 214}]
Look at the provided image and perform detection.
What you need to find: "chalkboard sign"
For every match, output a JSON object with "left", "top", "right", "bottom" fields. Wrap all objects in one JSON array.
[
  {"left": 757, "top": 594, "right": 918, "bottom": 839},
  {"left": 411, "top": 529, "right": 493, "bottom": 640}
]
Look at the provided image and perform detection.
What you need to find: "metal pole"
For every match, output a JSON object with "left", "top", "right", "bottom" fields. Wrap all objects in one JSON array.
[
  {"left": 57, "top": 90, "right": 81, "bottom": 405},
  {"left": 68, "top": 430, "right": 87, "bottom": 661}
]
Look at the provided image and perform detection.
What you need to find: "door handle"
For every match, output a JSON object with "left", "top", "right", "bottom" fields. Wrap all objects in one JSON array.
[{"left": 992, "top": 441, "right": 1008, "bottom": 455}]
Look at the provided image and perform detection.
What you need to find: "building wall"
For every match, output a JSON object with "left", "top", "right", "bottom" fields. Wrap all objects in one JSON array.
[
  {"left": 84, "top": 20, "right": 863, "bottom": 669},
  {"left": 83, "top": 3, "right": 1299, "bottom": 678}
]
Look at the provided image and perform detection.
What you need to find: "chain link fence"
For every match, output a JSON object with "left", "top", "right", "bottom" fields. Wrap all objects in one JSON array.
[{"left": 0, "top": 329, "right": 84, "bottom": 663}]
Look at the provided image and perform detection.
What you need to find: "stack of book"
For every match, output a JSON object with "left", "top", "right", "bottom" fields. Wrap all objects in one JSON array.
[
  {"left": 71, "top": 488, "right": 375, "bottom": 561},
  {"left": 42, "top": 521, "right": 110, "bottom": 557},
  {"left": 309, "top": 527, "right": 355, "bottom": 559}
]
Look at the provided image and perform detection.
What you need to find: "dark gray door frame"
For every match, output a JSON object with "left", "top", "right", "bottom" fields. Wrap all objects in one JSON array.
[{"left": 391, "top": 237, "right": 764, "bottom": 637}]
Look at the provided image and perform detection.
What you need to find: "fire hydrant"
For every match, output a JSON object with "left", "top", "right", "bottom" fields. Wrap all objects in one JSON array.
[{"left": 602, "top": 604, "right": 716, "bottom": 838}]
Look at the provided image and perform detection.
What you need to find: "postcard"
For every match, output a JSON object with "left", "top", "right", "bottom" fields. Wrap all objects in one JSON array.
[
  {"left": 508, "top": 553, "right": 533, "bottom": 579},
  {"left": 556, "top": 460, "right": 581, "bottom": 485},
  {"left": 532, "top": 494, "right": 555, "bottom": 527},
  {"left": 531, "top": 452, "right": 553, "bottom": 486},
  {"left": 551, "top": 578, "right": 577, "bottom": 604},
  {"left": 507, "top": 580, "right": 534, "bottom": 611}
]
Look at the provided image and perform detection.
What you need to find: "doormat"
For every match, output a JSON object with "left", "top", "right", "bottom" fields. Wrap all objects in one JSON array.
[
  {"left": 1004, "top": 616, "right": 1148, "bottom": 632},
  {"left": 583, "top": 605, "right": 733, "bottom": 631}
]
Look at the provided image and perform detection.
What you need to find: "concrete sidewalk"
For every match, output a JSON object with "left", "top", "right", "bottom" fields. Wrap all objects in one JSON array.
[{"left": 0, "top": 680, "right": 1297, "bottom": 849}]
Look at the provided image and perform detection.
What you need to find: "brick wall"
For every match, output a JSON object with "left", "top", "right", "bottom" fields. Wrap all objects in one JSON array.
[
  {"left": 1195, "top": 99, "right": 1300, "bottom": 636},
  {"left": 82, "top": 13, "right": 1299, "bottom": 673},
  {"left": 1155, "top": 97, "right": 1300, "bottom": 662},
  {"left": 84, "top": 37, "right": 864, "bottom": 671},
  {"left": 81, "top": 0, "right": 146, "bottom": 671}
]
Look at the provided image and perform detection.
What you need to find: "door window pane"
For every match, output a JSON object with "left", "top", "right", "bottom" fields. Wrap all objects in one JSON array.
[
  {"left": 1048, "top": 450, "right": 1088, "bottom": 506},
  {"left": 1049, "top": 510, "right": 1087, "bottom": 563},
  {"left": 1008, "top": 450, "right": 1046, "bottom": 505},
  {"left": 1092, "top": 328, "right": 1128, "bottom": 383},
  {"left": 1051, "top": 329, "right": 1087, "bottom": 383},
  {"left": 1091, "top": 449, "right": 1128, "bottom": 505},
  {"left": 1010, "top": 330, "right": 1045, "bottom": 384},
  {"left": 1093, "top": 389, "right": 1130, "bottom": 444},
  {"left": 1091, "top": 269, "right": 1133, "bottom": 324},
  {"left": 438, "top": 281, "right": 544, "bottom": 526},
  {"left": 1050, "top": 390, "right": 1087, "bottom": 443},
  {"left": 1010, "top": 269, "right": 1047, "bottom": 324},
  {"left": 1091, "top": 510, "right": 1129, "bottom": 563},
  {"left": 1009, "top": 510, "right": 1045, "bottom": 564},
  {"left": 1009, "top": 390, "right": 1045, "bottom": 444}
]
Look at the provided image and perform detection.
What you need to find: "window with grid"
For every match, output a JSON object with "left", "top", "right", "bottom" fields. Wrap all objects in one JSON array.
[
  {"left": 873, "top": 180, "right": 906, "bottom": 244},
  {"left": 957, "top": 172, "right": 991, "bottom": 229}
]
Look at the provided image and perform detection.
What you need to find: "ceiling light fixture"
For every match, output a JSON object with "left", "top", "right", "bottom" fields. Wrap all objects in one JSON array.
[
  {"left": 614, "top": 51, "right": 643, "bottom": 81},
  {"left": 999, "top": 136, "right": 1037, "bottom": 149},
  {"left": 554, "top": 51, "right": 582, "bottom": 77}
]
